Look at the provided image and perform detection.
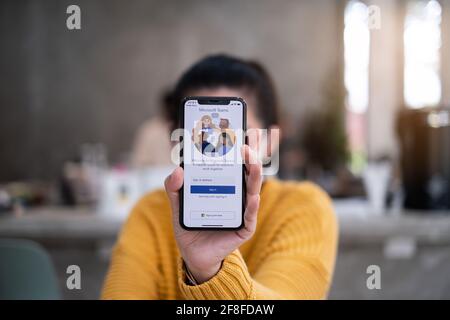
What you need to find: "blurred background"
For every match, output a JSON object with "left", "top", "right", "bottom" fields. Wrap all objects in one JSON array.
[{"left": 1, "top": 0, "right": 450, "bottom": 299}]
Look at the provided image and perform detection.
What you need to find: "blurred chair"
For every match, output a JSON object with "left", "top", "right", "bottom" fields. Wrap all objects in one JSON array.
[{"left": 0, "top": 239, "right": 60, "bottom": 299}]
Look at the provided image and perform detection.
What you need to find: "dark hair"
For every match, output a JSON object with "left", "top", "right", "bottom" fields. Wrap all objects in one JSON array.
[{"left": 162, "top": 54, "right": 280, "bottom": 131}]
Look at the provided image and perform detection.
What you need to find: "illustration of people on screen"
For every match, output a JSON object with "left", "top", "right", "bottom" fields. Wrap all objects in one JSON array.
[
  {"left": 216, "top": 132, "right": 234, "bottom": 156},
  {"left": 193, "top": 115, "right": 216, "bottom": 145},
  {"left": 200, "top": 115, "right": 216, "bottom": 135},
  {"left": 218, "top": 118, "right": 236, "bottom": 144},
  {"left": 192, "top": 114, "right": 235, "bottom": 157},
  {"left": 200, "top": 131, "right": 215, "bottom": 154}
]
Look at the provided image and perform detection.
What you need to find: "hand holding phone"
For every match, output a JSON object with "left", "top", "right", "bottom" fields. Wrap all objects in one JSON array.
[{"left": 164, "top": 129, "right": 262, "bottom": 284}]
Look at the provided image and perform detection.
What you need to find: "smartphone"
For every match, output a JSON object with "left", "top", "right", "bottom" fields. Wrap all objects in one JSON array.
[{"left": 179, "top": 96, "right": 246, "bottom": 230}]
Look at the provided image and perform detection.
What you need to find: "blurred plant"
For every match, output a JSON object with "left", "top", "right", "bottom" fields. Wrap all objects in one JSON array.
[{"left": 301, "top": 69, "right": 349, "bottom": 172}]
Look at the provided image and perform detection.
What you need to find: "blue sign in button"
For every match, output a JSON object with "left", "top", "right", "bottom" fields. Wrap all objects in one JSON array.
[{"left": 191, "top": 185, "right": 235, "bottom": 194}]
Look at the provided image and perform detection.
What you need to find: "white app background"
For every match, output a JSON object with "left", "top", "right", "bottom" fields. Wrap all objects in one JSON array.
[{"left": 183, "top": 99, "right": 244, "bottom": 228}]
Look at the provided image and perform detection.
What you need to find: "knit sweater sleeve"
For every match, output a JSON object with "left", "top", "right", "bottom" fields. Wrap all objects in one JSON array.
[{"left": 178, "top": 183, "right": 338, "bottom": 300}]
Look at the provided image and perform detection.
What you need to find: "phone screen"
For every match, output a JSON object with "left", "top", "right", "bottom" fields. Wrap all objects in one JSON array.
[{"left": 180, "top": 97, "right": 246, "bottom": 229}]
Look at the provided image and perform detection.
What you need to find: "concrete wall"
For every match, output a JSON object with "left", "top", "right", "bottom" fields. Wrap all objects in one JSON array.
[{"left": 0, "top": 0, "right": 342, "bottom": 181}]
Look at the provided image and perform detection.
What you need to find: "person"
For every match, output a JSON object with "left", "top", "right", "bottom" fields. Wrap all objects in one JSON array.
[
  {"left": 102, "top": 54, "right": 338, "bottom": 299},
  {"left": 200, "top": 115, "right": 216, "bottom": 135},
  {"left": 219, "top": 118, "right": 236, "bottom": 144},
  {"left": 216, "top": 132, "right": 234, "bottom": 156},
  {"left": 200, "top": 132, "right": 215, "bottom": 154}
]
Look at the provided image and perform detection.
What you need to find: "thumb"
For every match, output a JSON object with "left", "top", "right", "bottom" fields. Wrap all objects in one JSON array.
[{"left": 164, "top": 167, "right": 184, "bottom": 214}]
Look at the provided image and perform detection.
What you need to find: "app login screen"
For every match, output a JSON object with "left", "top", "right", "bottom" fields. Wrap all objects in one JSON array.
[{"left": 183, "top": 99, "right": 244, "bottom": 228}]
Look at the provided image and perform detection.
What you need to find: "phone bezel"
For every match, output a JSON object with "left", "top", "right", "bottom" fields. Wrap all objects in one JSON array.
[{"left": 179, "top": 96, "right": 247, "bottom": 231}]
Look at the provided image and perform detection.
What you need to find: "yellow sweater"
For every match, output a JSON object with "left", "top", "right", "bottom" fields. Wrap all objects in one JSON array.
[{"left": 101, "top": 179, "right": 338, "bottom": 300}]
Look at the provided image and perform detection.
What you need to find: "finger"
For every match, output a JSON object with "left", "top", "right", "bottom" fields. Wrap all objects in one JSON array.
[
  {"left": 246, "top": 128, "right": 260, "bottom": 156},
  {"left": 242, "top": 145, "right": 262, "bottom": 195},
  {"left": 164, "top": 167, "right": 184, "bottom": 214},
  {"left": 241, "top": 143, "right": 258, "bottom": 167},
  {"left": 237, "top": 193, "right": 260, "bottom": 239}
]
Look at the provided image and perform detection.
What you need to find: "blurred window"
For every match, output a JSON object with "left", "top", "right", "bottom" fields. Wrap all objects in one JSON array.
[
  {"left": 344, "top": 0, "right": 370, "bottom": 173},
  {"left": 344, "top": 0, "right": 370, "bottom": 114},
  {"left": 404, "top": 0, "right": 442, "bottom": 109}
]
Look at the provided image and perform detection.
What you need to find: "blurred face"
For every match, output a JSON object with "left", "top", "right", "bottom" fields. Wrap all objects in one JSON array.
[
  {"left": 203, "top": 118, "right": 211, "bottom": 126},
  {"left": 219, "top": 119, "right": 229, "bottom": 129},
  {"left": 188, "top": 86, "right": 280, "bottom": 157}
]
